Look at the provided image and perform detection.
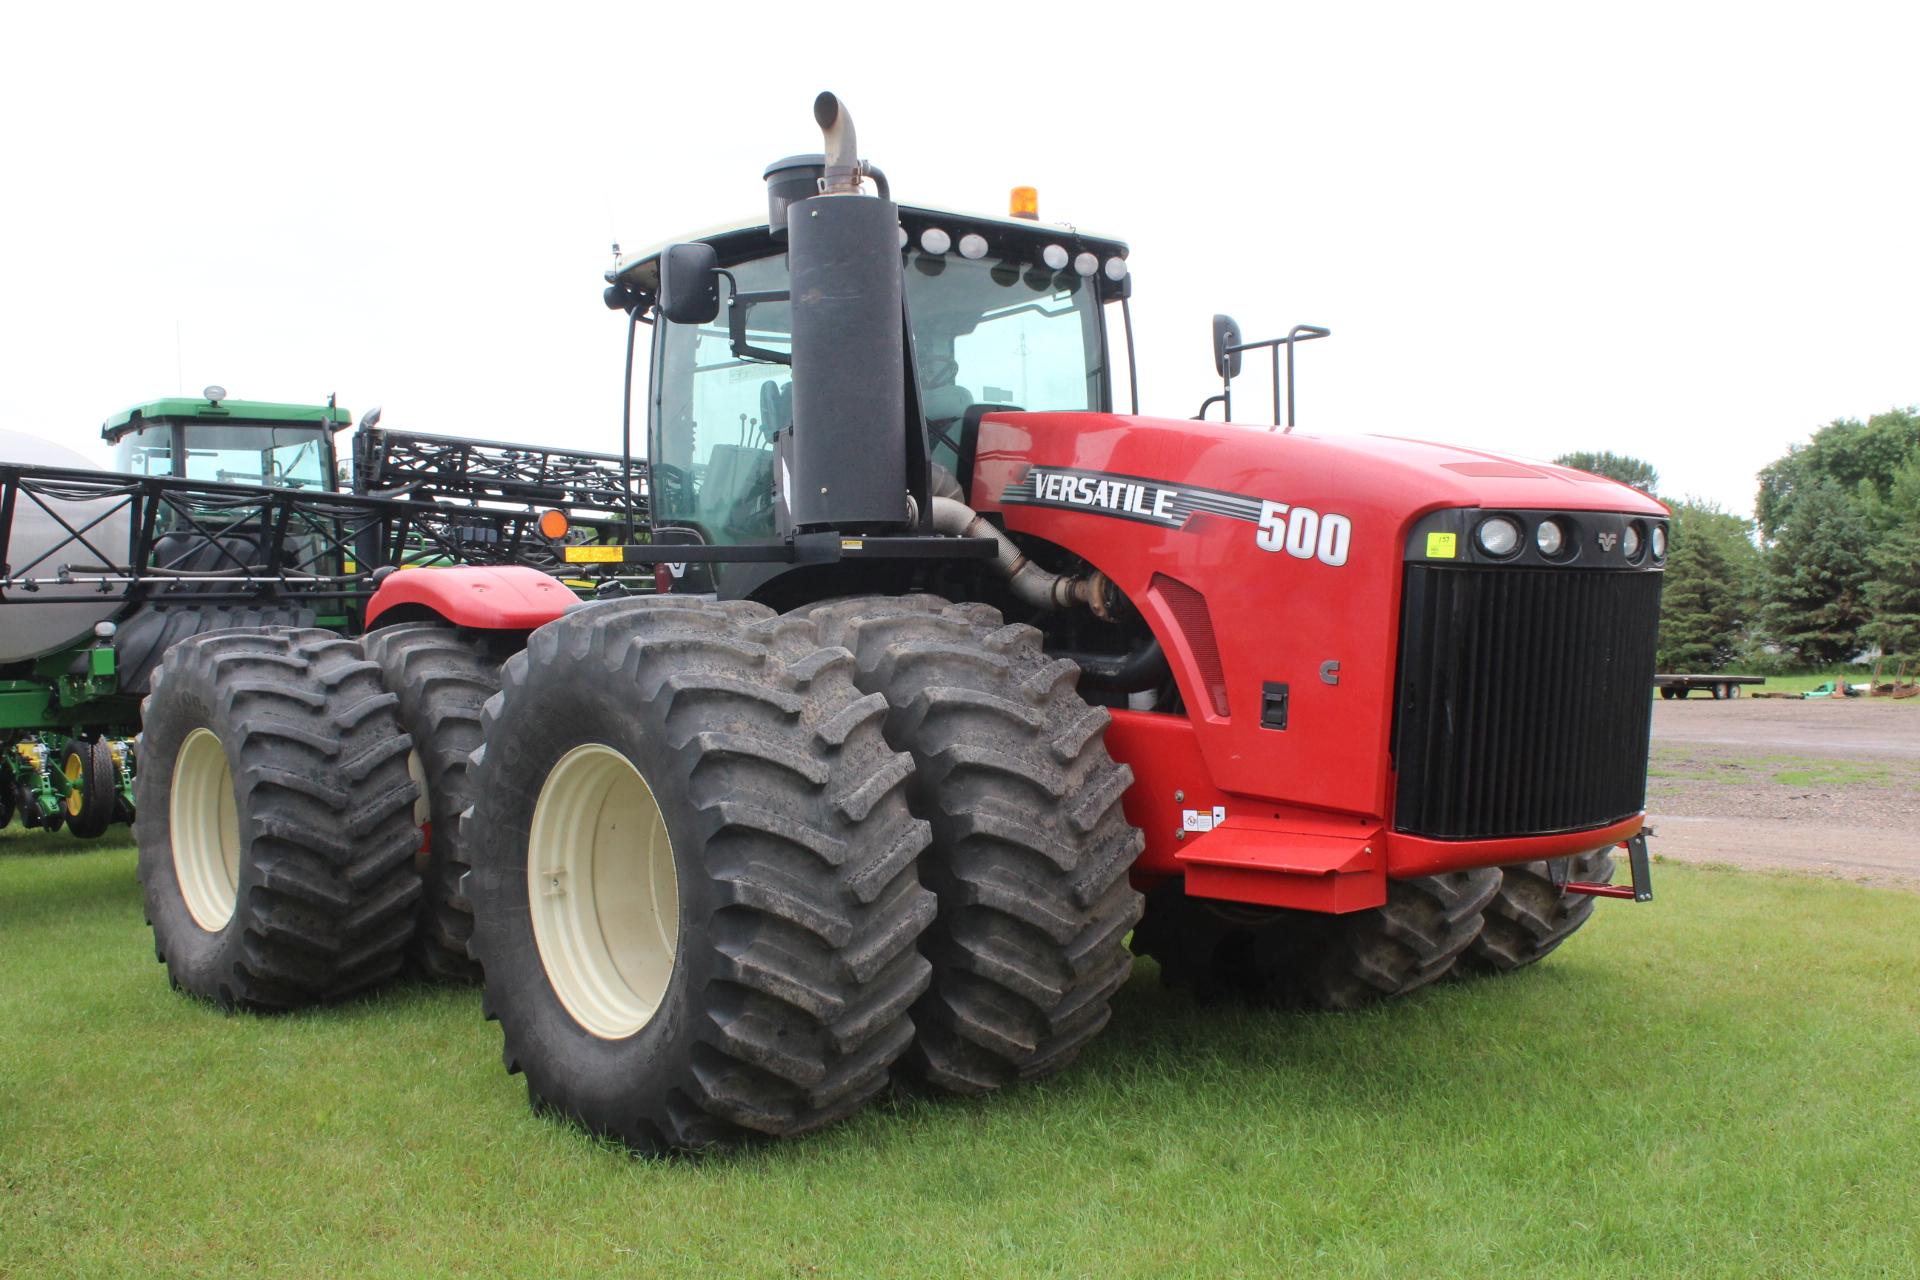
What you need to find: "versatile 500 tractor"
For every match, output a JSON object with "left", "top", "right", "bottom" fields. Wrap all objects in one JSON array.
[{"left": 133, "top": 94, "right": 1665, "bottom": 1153}]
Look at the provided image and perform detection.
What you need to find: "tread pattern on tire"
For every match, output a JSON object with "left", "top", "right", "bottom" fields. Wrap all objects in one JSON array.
[
  {"left": 62, "top": 737, "right": 117, "bottom": 839},
  {"left": 1461, "top": 845, "right": 1615, "bottom": 973},
  {"left": 361, "top": 623, "right": 503, "bottom": 982},
  {"left": 465, "top": 598, "right": 936, "bottom": 1151},
  {"left": 1134, "top": 868, "right": 1501, "bottom": 1011},
  {"left": 134, "top": 627, "right": 423, "bottom": 1010},
  {"left": 112, "top": 603, "right": 318, "bottom": 696},
  {"left": 1297, "top": 869, "right": 1501, "bottom": 1009},
  {"left": 801, "top": 595, "right": 1145, "bottom": 1095}
]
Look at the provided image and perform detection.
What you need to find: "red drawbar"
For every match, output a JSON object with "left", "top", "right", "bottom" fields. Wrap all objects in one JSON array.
[{"left": 365, "top": 565, "right": 576, "bottom": 631}]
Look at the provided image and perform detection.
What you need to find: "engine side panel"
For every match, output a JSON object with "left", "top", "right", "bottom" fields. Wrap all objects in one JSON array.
[{"left": 972, "top": 411, "right": 1666, "bottom": 903}]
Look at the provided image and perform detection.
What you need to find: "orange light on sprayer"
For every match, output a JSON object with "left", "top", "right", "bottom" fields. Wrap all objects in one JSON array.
[
  {"left": 538, "top": 509, "right": 570, "bottom": 540},
  {"left": 1009, "top": 186, "right": 1039, "bottom": 220}
]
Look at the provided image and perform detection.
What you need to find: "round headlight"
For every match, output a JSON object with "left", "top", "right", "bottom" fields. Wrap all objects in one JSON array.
[
  {"left": 919, "top": 227, "right": 952, "bottom": 255},
  {"left": 1535, "top": 518, "right": 1565, "bottom": 557},
  {"left": 1041, "top": 244, "right": 1070, "bottom": 271},
  {"left": 1651, "top": 524, "right": 1667, "bottom": 560},
  {"left": 1476, "top": 516, "right": 1522, "bottom": 557},
  {"left": 1622, "top": 523, "right": 1643, "bottom": 560},
  {"left": 957, "top": 232, "right": 989, "bottom": 260},
  {"left": 1104, "top": 256, "right": 1129, "bottom": 281}
]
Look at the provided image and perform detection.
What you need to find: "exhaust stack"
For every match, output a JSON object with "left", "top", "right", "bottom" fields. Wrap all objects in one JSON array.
[
  {"left": 814, "top": 92, "right": 862, "bottom": 195},
  {"left": 780, "top": 92, "right": 908, "bottom": 532}
]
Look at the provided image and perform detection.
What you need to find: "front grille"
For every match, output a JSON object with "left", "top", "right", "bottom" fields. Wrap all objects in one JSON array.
[{"left": 1392, "top": 566, "right": 1661, "bottom": 839}]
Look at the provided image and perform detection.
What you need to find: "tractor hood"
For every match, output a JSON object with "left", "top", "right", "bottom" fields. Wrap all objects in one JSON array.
[{"left": 970, "top": 412, "right": 1670, "bottom": 528}]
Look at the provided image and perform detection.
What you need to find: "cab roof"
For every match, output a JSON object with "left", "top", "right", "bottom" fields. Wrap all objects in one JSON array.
[
  {"left": 607, "top": 202, "right": 1129, "bottom": 294},
  {"left": 102, "top": 396, "right": 352, "bottom": 441}
]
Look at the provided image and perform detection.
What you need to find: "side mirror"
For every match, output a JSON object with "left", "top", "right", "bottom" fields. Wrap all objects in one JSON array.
[
  {"left": 658, "top": 243, "right": 721, "bottom": 324},
  {"left": 1212, "top": 314, "right": 1242, "bottom": 379}
]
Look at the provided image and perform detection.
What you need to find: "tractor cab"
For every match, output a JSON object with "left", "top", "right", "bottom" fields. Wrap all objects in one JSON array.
[
  {"left": 607, "top": 200, "right": 1131, "bottom": 571},
  {"left": 102, "top": 390, "right": 350, "bottom": 492}
]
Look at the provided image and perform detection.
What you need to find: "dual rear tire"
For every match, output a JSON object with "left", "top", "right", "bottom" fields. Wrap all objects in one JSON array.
[
  {"left": 462, "top": 599, "right": 937, "bottom": 1151},
  {"left": 461, "top": 593, "right": 1143, "bottom": 1150},
  {"left": 134, "top": 628, "right": 423, "bottom": 1010}
]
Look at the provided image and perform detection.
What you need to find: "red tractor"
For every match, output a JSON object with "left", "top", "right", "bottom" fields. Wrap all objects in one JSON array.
[{"left": 135, "top": 94, "right": 1665, "bottom": 1153}]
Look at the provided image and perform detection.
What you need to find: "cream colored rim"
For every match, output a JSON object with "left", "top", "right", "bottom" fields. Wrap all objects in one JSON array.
[
  {"left": 527, "top": 744, "right": 679, "bottom": 1040},
  {"left": 406, "top": 748, "right": 432, "bottom": 872},
  {"left": 170, "top": 728, "right": 241, "bottom": 932}
]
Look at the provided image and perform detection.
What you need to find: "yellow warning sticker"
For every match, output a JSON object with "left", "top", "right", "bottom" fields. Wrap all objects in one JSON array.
[
  {"left": 841, "top": 538, "right": 865, "bottom": 551},
  {"left": 563, "top": 545, "right": 623, "bottom": 563},
  {"left": 1425, "top": 531, "right": 1458, "bottom": 559}
]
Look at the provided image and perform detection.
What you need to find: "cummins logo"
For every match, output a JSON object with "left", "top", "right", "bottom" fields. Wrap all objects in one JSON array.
[{"left": 1596, "top": 530, "right": 1619, "bottom": 553}]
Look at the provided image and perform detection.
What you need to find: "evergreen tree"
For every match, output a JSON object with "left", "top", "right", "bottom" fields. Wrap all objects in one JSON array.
[
  {"left": 1864, "top": 458, "right": 1920, "bottom": 658},
  {"left": 1657, "top": 501, "right": 1759, "bottom": 670},
  {"left": 1761, "top": 478, "right": 1872, "bottom": 665}
]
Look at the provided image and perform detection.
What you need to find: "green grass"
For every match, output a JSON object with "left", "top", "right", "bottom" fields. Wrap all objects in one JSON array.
[
  {"left": 1648, "top": 747, "right": 1904, "bottom": 789},
  {"left": 4, "top": 831, "right": 1917, "bottom": 1278}
]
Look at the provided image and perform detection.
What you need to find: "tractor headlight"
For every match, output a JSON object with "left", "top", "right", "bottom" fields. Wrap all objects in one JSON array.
[
  {"left": 1475, "top": 516, "right": 1522, "bottom": 558},
  {"left": 1622, "top": 522, "right": 1643, "bottom": 561},
  {"left": 1535, "top": 518, "right": 1566, "bottom": 557},
  {"left": 1651, "top": 523, "right": 1667, "bottom": 560}
]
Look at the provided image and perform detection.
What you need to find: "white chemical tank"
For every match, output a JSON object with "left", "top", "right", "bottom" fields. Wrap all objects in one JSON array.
[{"left": 0, "top": 429, "right": 133, "bottom": 663}]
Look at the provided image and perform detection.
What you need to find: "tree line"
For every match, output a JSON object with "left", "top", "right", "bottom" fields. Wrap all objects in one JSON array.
[{"left": 1556, "top": 405, "right": 1920, "bottom": 673}]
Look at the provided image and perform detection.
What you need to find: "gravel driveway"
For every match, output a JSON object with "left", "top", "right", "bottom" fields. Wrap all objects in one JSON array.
[{"left": 1645, "top": 699, "right": 1920, "bottom": 889}]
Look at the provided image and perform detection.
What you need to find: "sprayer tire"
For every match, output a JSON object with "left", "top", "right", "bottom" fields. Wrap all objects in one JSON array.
[
  {"left": 134, "top": 628, "right": 422, "bottom": 1010},
  {"left": 800, "top": 595, "right": 1145, "bottom": 1095},
  {"left": 463, "top": 598, "right": 935, "bottom": 1152},
  {"left": 1460, "top": 845, "right": 1616, "bottom": 974},
  {"left": 362, "top": 623, "right": 503, "bottom": 982},
  {"left": 61, "top": 737, "right": 117, "bottom": 839}
]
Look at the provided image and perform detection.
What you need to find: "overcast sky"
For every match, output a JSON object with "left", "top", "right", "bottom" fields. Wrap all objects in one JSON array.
[{"left": 4, "top": 2, "right": 1914, "bottom": 518}]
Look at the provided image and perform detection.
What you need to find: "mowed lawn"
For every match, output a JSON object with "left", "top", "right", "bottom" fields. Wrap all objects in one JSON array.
[{"left": 3, "top": 829, "right": 1916, "bottom": 1279}]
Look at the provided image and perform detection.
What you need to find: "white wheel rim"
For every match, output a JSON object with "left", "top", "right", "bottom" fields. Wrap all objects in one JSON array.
[
  {"left": 171, "top": 728, "right": 241, "bottom": 931},
  {"left": 527, "top": 744, "right": 679, "bottom": 1040}
]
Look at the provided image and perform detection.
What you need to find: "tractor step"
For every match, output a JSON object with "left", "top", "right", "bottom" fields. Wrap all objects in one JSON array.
[{"left": 1565, "top": 832, "right": 1653, "bottom": 902}]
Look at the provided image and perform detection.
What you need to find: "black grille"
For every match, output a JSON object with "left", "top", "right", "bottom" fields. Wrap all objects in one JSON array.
[{"left": 1392, "top": 566, "right": 1661, "bottom": 839}]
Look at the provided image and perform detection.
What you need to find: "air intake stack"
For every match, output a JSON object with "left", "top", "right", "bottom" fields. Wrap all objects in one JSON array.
[{"left": 777, "top": 92, "right": 908, "bottom": 531}]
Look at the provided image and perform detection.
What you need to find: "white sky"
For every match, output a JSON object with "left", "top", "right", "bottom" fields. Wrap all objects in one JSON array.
[{"left": 3, "top": 2, "right": 1914, "bottom": 518}]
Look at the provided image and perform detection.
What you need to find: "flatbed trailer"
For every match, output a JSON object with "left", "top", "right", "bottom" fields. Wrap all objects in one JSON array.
[{"left": 1656, "top": 673, "right": 1766, "bottom": 699}]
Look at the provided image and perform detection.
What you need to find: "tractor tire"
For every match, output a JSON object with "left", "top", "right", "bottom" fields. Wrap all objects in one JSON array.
[
  {"left": 134, "top": 628, "right": 423, "bottom": 1011},
  {"left": 61, "top": 737, "right": 117, "bottom": 839},
  {"left": 800, "top": 595, "right": 1145, "bottom": 1095},
  {"left": 361, "top": 623, "right": 503, "bottom": 982},
  {"left": 1129, "top": 883, "right": 1326, "bottom": 1005},
  {"left": 463, "top": 598, "right": 935, "bottom": 1153},
  {"left": 1136, "top": 869, "right": 1501, "bottom": 1010},
  {"left": 1460, "top": 845, "right": 1616, "bottom": 974},
  {"left": 113, "top": 603, "right": 318, "bottom": 697},
  {"left": 1297, "top": 869, "right": 1502, "bottom": 1010}
]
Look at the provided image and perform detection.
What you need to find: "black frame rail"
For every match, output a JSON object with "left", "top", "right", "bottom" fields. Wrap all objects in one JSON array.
[
  {"left": 0, "top": 463, "right": 635, "bottom": 610},
  {"left": 352, "top": 427, "right": 650, "bottom": 520}
]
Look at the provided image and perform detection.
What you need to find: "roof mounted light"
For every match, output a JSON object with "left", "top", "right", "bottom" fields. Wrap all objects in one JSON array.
[
  {"left": 1041, "top": 244, "right": 1069, "bottom": 271},
  {"left": 1103, "top": 257, "right": 1128, "bottom": 282},
  {"left": 1072, "top": 252, "right": 1098, "bottom": 276},
  {"left": 957, "top": 233, "right": 988, "bottom": 260},
  {"left": 1010, "top": 186, "right": 1039, "bottom": 220},
  {"left": 203, "top": 385, "right": 227, "bottom": 404},
  {"left": 919, "top": 227, "right": 952, "bottom": 255}
]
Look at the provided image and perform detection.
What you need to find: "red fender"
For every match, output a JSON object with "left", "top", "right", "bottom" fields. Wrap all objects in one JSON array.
[{"left": 364, "top": 565, "right": 576, "bottom": 631}]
